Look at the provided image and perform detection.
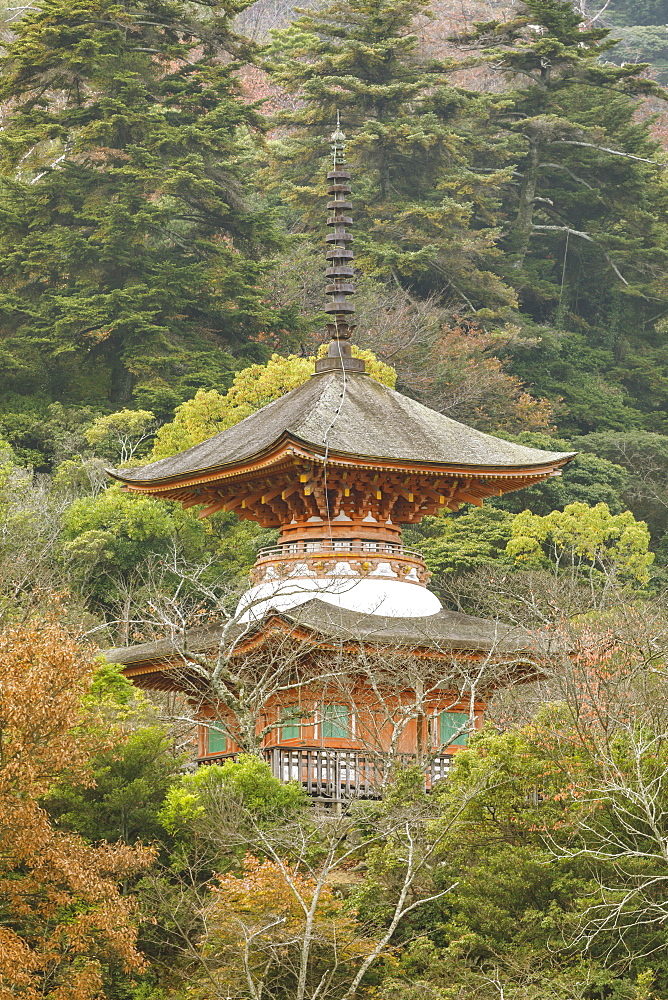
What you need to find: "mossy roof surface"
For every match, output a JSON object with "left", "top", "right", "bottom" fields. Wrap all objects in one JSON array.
[
  {"left": 109, "top": 370, "right": 573, "bottom": 485},
  {"left": 104, "top": 598, "right": 548, "bottom": 666}
]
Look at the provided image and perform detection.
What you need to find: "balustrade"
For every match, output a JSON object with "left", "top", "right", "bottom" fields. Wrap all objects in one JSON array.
[
  {"left": 198, "top": 746, "right": 454, "bottom": 799},
  {"left": 251, "top": 540, "right": 430, "bottom": 588},
  {"left": 257, "top": 540, "right": 424, "bottom": 559}
]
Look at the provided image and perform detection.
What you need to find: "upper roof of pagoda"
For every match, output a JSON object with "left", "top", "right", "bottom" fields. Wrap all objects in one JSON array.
[{"left": 109, "top": 369, "right": 573, "bottom": 490}]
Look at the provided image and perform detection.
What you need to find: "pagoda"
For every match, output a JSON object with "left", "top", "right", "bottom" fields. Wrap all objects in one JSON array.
[{"left": 106, "top": 126, "right": 574, "bottom": 800}]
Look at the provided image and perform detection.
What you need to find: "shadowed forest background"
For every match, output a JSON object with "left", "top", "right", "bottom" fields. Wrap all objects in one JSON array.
[{"left": 3, "top": 0, "right": 668, "bottom": 994}]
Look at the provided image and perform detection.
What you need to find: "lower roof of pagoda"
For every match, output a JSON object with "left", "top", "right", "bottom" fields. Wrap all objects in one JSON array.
[
  {"left": 103, "top": 599, "right": 554, "bottom": 692},
  {"left": 108, "top": 371, "right": 575, "bottom": 508}
]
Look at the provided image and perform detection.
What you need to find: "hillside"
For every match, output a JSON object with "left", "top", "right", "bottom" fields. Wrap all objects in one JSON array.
[{"left": 2, "top": 0, "right": 668, "bottom": 996}]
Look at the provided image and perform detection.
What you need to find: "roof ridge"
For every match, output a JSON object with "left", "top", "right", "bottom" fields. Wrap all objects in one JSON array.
[{"left": 288, "top": 371, "right": 337, "bottom": 443}]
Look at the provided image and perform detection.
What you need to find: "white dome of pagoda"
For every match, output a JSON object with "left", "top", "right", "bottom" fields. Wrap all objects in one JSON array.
[{"left": 236, "top": 575, "right": 442, "bottom": 622}]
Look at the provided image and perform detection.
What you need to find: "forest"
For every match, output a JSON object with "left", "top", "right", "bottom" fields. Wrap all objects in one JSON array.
[{"left": 2, "top": 0, "right": 668, "bottom": 992}]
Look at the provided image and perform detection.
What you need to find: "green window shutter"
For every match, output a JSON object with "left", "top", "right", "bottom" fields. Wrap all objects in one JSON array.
[
  {"left": 322, "top": 703, "right": 349, "bottom": 739},
  {"left": 208, "top": 724, "right": 227, "bottom": 754},
  {"left": 281, "top": 707, "right": 301, "bottom": 740},
  {"left": 439, "top": 711, "right": 470, "bottom": 747}
]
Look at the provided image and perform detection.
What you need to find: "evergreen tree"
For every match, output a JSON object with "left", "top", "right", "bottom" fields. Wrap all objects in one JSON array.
[
  {"left": 606, "top": 0, "right": 668, "bottom": 27},
  {"left": 264, "top": 0, "right": 514, "bottom": 317},
  {"left": 606, "top": 24, "right": 668, "bottom": 85},
  {"left": 460, "top": 0, "right": 668, "bottom": 432},
  {"left": 0, "top": 0, "right": 298, "bottom": 413},
  {"left": 46, "top": 726, "right": 183, "bottom": 845}
]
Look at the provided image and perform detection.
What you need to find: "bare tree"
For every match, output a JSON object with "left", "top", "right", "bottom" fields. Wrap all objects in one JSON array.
[
  {"left": 532, "top": 613, "right": 668, "bottom": 962},
  {"left": 472, "top": 595, "right": 668, "bottom": 965},
  {"left": 316, "top": 631, "right": 543, "bottom": 776},
  {"left": 0, "top": 464, "right": 77, "bottom": 623},
  {"left": 139, "top": 764, "right": 490, "bottom": 1000},
  {"left": 104, "top": 548, "right": 546, "bottom": 787}
]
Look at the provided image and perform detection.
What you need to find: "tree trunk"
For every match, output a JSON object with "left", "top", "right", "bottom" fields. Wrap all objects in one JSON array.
[
  {"left": 508, "top": 136, "right": 540, "bottom": 263},
  {"left": 110, "top": 338, "right": 134, "bottom": 405},
  {"left": 120, "top": 588, "right": 131, "bottom": 647}
]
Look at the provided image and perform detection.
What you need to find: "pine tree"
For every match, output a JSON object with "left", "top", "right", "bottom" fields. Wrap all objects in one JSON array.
[
  {"left": 606, "top": 0, "right": 668, "bottom": 27},
  {"left": 0, "top": 0, "right": 298, "bottom": 412},
  {"left": 459, "top": 0, "right": 668, "bottom": 432},
  {"left": 264, "top": 0, "right": 515, "bottom": 317}
]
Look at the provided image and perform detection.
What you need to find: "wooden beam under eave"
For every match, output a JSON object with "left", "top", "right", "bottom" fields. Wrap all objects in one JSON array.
[
  {"left": 451, "top": 491, "right": 481, "bottom": 507},
  {"left": 121, "top": 663, "right": 188, "bottom": 692},
  {"left": 198, "top": 498, "right": 229, "bottom": 518},
  {"left": 182, "top": 496, "right": 204, "bottom": 509}
]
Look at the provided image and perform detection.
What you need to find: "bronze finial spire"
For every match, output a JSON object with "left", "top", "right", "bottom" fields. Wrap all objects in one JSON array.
[{"left": 315, "top": 115, "right": 366, "bottom": 374}]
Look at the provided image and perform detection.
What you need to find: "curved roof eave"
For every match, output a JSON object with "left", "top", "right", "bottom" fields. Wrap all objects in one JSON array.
[
  {"left": 104, "top": 599, "right": 553, "bottom": 666},
  {"left": 109, "top": 431, "right": 575, "bottom": 491}
]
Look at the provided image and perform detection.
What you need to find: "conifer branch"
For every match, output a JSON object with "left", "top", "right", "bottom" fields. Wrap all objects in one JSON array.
[
  {"left": 550, "top": 141, "right": 665, "bottom": 166},
  {"left": 539, "top": 162, "right": 595, "bottom": 189},
  {"left": 532, "top": 225, "right": 630, "bottom": 286}
]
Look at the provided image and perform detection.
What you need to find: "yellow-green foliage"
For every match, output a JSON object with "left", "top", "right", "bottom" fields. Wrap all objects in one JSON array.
[
  {"left": 506, "top": 501, "right": 654, "bottom": 584},
  {"left": 61, "top": 484, "right": 208, "bottom": 601},
  {"left": 84, "top": 409, "right": 155, "bottom": 462},
  {"left": 159, "top": 755, "right": 306, "bottom": 836},
  {"left": 152, "top": 349, "right": 396, "bottom": 459}
]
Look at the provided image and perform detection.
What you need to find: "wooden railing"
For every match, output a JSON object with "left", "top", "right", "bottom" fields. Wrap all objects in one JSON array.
[
  {"left": 250, "top": 540, "right": 430, "bottom": 588},
  {"left": 198, "top": 746, "right": 455, "bottom": 800},
  {"left": 256, "top": 541, "right": 425, "bottom": 560}
]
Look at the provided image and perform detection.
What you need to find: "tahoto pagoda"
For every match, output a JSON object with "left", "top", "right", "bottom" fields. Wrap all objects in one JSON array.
[{"left": 106, "top": 127, "right": 574, "bottom": 801}]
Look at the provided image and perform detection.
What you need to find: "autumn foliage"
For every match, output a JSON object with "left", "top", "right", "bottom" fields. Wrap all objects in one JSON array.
[
  {"left": 0, "top": 619, "right": 152, "bottom": 1000},
  {"left": 196, "top": 854, "right": 374, "bottom": 999},
  {"left": 399, "top": 322, "right": 555, "bottom": 434}
]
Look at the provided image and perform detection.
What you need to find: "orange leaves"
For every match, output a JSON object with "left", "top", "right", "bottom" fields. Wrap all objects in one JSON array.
[
  {"left": 210, "top": 852, "right": 361, "bottom": 938},
  {"left": 0, "top": 619, "right": 95, "bottom": 785},
  {"left": 197, "top": 853, "right": 374, "bottom": 996},
  {"left": 415, "top": 321, "right": 556, "bottom": 434},
  {"left": 0, "top": 618, "right": 153, "bottom": 999}
]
